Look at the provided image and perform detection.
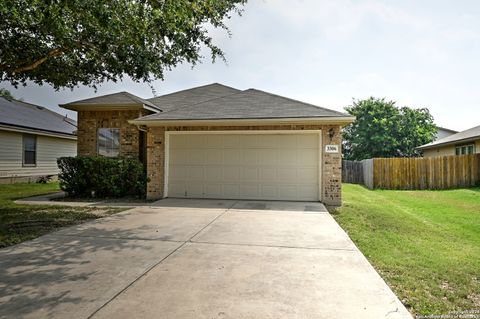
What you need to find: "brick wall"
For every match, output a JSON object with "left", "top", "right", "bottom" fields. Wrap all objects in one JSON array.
[
  {"left": 77, "top": 110, "right": 149, "bottom": 159},
  {"left": 145, "top": 124, "right": 344, "bottom": 206}
]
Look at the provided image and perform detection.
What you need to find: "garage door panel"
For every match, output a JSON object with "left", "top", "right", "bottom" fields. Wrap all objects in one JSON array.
[
  {"left": 257, "top": 135, "right": 279, "bottom": 148},
  {"left": 241, "top": 167, "right": 258, "bottom": 181},
  {"left": 223, "top": 184, "right": 240, "bottom": 197},
  {"left": 187, "top": 167, "right": 204, "bottom": 180},
  {"left": 279, "top": 135, "right": 298, "bottom": 149},
  {"left": 259, "top": 168, "right": 276, "bottom": 181},
  {"left": 258, "top": 149, "right": 277, "bottom": 165},
  {"left": 205, "top": 149, "right": 223, "bottom": 164},
  {"left": 169, "top": 167, "right": 188, "bottom": 180},
  {"left": 205, "top": 184, "right": 222, "bottom": 197},
  {"left": 223, "top": 167, "right": 240, "bottom": 180},
  {"left": 298, "top": 168, "right": 318, "bottom": 183},
  {"left": 298, "top": 149, "right": 318, "bottom": 165},
  {"left": 277, "top": 168, "right": 297, "bottom": 181},
  {"left": 222, "top": 135, "right": 239, "bottom": 148},
  {"left": 277, "top": 150, "right": 297, "bottom": 165},
  {"left": 224, "top": 149, "right": 242, "bottom": 165},
  {"left": 240, "top": 184, "right": 259, "bottom": 198},
  {"left": 297, "top": 134, "right": 318, "bottom": 149},
  {"left": 186, "top": 183, "right": 204, "bottom": 197},
  {"left": 169, "top": 182, "right": 186, "bottom": 197},
  {"left": 168, "top": 133, "right": 319, "bottom": 201},
  {"left": 242, "top": 149, "right": 258, "bottom": 165},
  {"left": 206, "top": 167, "right": 222, "bottom": 181}
]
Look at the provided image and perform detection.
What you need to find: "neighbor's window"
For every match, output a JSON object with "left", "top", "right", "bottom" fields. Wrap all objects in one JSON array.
[
  {"left": 455, "top": 144, "right": 475, "bottom": 155},
  {"left": 23, "top": 134, "right": 37, "bottom": 166},
  {"left": 98, "top": 128, "right": 120, "bottom": 157}
]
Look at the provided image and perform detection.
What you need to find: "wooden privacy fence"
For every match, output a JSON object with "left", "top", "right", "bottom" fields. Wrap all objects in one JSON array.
[{"left": 342, "top": 154, "right": 480, "bottom": 190}]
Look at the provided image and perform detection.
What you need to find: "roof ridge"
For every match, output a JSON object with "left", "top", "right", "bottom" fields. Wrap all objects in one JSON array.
[
  {"left": 137, "top": 90, "right": 245, "bottom": 121},
  {"left": 147, "top": 83, "right": 239, "bottom": 102},
  {"left": 61, "top": 91, "right": 128, "bottom": 105},
  {"left": 246, "top": 89, "right": 349, "bottom": 116}
]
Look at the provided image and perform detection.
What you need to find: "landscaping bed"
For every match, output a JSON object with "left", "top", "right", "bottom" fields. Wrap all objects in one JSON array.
[
  {"left": 334, "top": 184, "right": 480, "bottom": 316},
  {"left": 0, "top": 182, "right": 126, "bottom": 248}
]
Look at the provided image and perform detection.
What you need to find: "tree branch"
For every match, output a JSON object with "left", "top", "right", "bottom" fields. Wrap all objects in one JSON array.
[{"left": 12, "top": 48, "right": 65, "bottom": 73}]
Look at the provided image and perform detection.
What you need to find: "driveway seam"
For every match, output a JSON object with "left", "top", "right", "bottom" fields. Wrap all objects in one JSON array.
[
  {"left": 50, "top": 233, "right": 186, "bottom": 243},
  {"left": 86, "top": 201, "right": 237, "bottom": 319},
  {"left": 189, "top": 240, "right": 357, "bottom": 251}
]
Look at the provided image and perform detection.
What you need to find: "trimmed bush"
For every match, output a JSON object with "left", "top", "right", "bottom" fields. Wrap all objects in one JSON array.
[{"left": 57, "top": 156, "right": 147, "bottom": 198}]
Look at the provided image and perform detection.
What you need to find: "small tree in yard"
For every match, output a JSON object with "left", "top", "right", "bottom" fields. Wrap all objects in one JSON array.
[
  {"left": 343, "top": 97, "right": 437, "bottom": 160},
  {"left": 0, "top": 0, "right": 247, "bottom": 89}
]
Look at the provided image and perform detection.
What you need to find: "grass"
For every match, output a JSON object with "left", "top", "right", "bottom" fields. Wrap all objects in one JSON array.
[
  {"left": 0, "top": 182, "right": 126, "bottom": 248},
  {"left": 333, "top": 184, "right": 480, "bottom": 316}
]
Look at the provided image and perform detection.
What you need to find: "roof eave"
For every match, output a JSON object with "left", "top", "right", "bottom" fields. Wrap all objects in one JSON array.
[
  {"left": 417, "top": 136, "right": 480, "bottom": 150},
  {"left": 60, "top": 103, "right": 161, "bottom": 112},
  {"left": 129, "top": 116, "right": 356, "bottom": 127},
  {"left": 0, "top": 124, "right": 77, "bottom": 140}
]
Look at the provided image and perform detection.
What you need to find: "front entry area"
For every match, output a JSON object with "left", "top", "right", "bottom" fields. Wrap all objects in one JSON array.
[{"left": 166, "top": 131, "right": 322, "bottom": 201}]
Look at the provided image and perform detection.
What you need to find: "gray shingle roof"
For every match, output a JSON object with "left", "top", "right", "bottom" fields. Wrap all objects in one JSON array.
[
  {"left": 0, "top": 97, "right": 77, "bottom": 136},
  {"left": 418, "top": 124, "right": 480, "bottom": 149},
  {"left": 137, "top": 87, "right": 350, "bottom": 122},
  {"left": 61, "top": 91, "right": 160, "bottom": 111},
  {"left": 147, "top": 83, "right": 240, "bottom": 112}
]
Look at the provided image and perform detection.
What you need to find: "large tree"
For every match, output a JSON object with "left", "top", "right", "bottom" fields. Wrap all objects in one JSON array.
[
  {"left": 0, "top": 0, "right": 246, "bottom": 89},
  {"left": 343, "top": 97, "right": 437, "bottom": 160}
]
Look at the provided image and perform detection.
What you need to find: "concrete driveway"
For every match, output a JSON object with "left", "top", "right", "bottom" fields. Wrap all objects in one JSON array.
[{"left": 0, "top": 199, "right": 412, "bottom": 319}]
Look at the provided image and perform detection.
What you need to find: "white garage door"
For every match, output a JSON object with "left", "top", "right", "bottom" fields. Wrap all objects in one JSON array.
[{"left": 167, "top": 133, "right": 320, "bottom": 201}]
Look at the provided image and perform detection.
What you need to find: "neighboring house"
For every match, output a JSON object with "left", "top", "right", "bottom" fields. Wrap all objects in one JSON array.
[
  {"left": 61, "top": 83, "right": 354, "bottom": 206},
  {"left": 435, "top": 126, "right": 458, "bottom": 141},
  {"left": 418, "top": 124, "right": 480, "bottom": 157},
  {"left": 0, "top": 97, "right": 77, "bottom": 183}
]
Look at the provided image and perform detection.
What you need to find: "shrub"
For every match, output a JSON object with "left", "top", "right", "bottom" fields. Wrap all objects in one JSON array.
[{"left": 57, "top": 156, "right": 147, "bottom": 198}]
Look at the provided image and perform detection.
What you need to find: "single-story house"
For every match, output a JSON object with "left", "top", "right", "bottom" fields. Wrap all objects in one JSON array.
[
  {"left": 0, "top": 97, "right": 77, "bottom": 183},
  {"left": 61, "top": 83, "right": 354, "bottom": 206},
  {"left": 418, "top": 124, "right": 480, "bottom": 157}
]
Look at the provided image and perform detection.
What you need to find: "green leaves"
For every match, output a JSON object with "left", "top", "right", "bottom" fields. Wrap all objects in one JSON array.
[
  {"left": 0, "top": 0, "right": 246, "bottom": 89},
  {"left": 343, "top": 97, "right": 437, "bottom": 160},
  {"left": 57, "top": 156, "right": 148, "bottom": 198}
]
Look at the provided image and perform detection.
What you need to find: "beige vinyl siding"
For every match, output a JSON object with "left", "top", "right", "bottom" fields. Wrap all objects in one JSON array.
[
  {"left": 422, "top": 145, "right": 456, "bottom": 157},
  {"left": 0, "top": 130, "right": 76, "bottom": 178}
]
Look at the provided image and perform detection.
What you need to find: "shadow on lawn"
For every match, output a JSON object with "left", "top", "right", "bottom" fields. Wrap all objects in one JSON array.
[{"left": 0, "top": 220, "right": 178, "bottom": 319}]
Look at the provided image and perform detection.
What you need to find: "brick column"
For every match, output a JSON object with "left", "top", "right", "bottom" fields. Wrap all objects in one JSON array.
[
  {"left": 322, "top": 125, "right": 342, "bottom": 206},
  {"left": 146, "top": 127, "right": 165, "bottom": 200}
]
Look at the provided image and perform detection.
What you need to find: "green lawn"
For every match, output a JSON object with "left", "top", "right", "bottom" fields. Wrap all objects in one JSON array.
[
  {"left": 333, "top": 184, "right": 480, "bottom": 316},
  {"left": 0, "top": 182, "right": 125, "bottom": 248}
]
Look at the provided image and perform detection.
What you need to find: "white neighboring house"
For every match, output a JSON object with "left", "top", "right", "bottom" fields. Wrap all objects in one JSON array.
[{"left": 0, "top": 97, "right": 77, "bottom": 183}]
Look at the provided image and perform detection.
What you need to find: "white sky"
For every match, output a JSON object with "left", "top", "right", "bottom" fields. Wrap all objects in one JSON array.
[{"left": 2, "top": 0, "right": 480, "bottom": 131}]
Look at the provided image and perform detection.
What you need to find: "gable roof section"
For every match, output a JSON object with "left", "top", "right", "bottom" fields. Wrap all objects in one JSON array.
[
  {"left": 134, "top": 88, "right": 352, "bottom": 123},
  {"left": 148, "top": 83, "right": 241, "bottom": 112},
  {"left": 418, "top": 124, "right": 480, "bottom": 150},
  {"left": 60, "top": 91, "right": 161, "bottom": 112},
  {"left": 0, "top": 97, "right": 77, "bottom": 137}
]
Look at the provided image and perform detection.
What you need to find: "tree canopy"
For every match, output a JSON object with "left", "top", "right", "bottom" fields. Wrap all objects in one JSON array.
[
  {"left": 0, "top": 0, "right": 246, "bottom": 89},
  {"left": 343, "top": 97, "right": 437, "bottom": 160}
]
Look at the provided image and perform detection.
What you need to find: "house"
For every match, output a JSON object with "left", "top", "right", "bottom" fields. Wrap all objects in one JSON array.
[
  {"left": 60, "top": 83, "right": 354, "bottom": 206},
  {"left": 435, "top": 126, "right": 458, "bottom": 141},
  {"left": 418, "top": 124, "right": 480, "bottom": 157},
  {"left": 0, "top": 97, "right": 77, "bottom": 183}
]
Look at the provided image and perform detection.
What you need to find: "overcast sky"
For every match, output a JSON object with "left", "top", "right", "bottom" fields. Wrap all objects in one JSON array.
[{"left": 2, "top": 0, "right": 480, "bottom": 131}]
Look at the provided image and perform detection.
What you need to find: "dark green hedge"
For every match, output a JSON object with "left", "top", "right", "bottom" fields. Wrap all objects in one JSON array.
[{"left": 57, "top": 156, "right": 148, "bottom": 198}]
